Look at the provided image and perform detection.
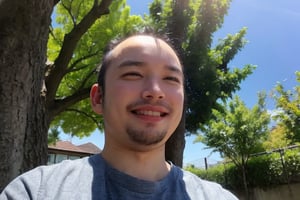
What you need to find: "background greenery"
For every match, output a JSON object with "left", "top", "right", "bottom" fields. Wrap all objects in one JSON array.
[{"left": 185, "top": 147, "right": 300, "bottom": 190}]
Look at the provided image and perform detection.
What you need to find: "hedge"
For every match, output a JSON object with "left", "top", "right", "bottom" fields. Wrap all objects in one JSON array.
[{"left": 185, "top": 148, "right": 300, "bottom": 190}]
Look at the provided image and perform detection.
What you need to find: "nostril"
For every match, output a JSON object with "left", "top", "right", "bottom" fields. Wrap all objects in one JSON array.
[
  {"left": 142, "top": 91, "right": 153, "bottom": 99},
  {"left": 142, "top": 90, "right": 165, "bottom": 100}
]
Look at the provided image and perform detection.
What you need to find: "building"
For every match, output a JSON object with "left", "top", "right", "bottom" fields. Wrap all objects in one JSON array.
[{"left": 48, "top": 141, "right": 101, "bottom": 165}]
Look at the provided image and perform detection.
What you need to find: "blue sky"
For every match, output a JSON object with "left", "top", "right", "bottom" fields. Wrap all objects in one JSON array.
[{"left": 62, "top": 0, "right": 300, "bottom": 167}]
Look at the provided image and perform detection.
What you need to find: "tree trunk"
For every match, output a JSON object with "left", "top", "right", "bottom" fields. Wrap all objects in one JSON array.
[
  {"left": 164, "top": 0, "right": 190, "bottom": 167},
  {"left": 0, "top": 0, "right": 53, "bottom": 191},
  {"left": 241, "top": 163, "right": 249, "bottom": 200},
  {"left": 165, "top": 112, "right": 186, "bottom": 167}
]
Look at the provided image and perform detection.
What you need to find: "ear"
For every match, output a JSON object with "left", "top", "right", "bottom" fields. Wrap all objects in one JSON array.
[{"left": 90, "top": 83, "right": 103, "bottom": 114}]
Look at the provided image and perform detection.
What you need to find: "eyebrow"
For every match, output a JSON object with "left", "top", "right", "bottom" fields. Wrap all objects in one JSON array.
[
  {"left": 118, "top": 60, "right": 183, "bottom": 75},
  {"left": 118, "top": 60, "right": 145, "bottom": 68}
]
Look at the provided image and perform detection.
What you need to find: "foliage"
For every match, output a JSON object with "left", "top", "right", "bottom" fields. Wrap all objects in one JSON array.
[
  {"left": 272, "top": 71, "right": 300, "bottom": 143},
  {"left": 269, "top": 148, "right": 300, "bottom": 184},
  {"left": 246, "top": 155, "right": 278, "bottom": 188},
  {"left": 196, "top": 94, "right": 270, "bottom": 196},
  {"left": 184, "top": 164, "right": 205, "bottom": 177},
  {"left": 197, "top": 94, "right": 270, "bottom": 167},
  {"left": 48, "top": 127, "right": 60, "bottom": 145},
  {"left": 184, "top": 28, "right": 255, "bottom": 132},
  {"left": 51, "top": 99, "right": 102, "bottom": 138},
  {"left": 47, "top": 0, "right": 144, "bottom": 136},
  {"left": 263, "top": 125, "right": 292, "bottom": 150},
  {"left": 248, "top": 148, "right": 300, "bottom": 188},
  {"left": 185, "top": 164, "right": 225, "bottom": 185},
  {"left": 185, "top": 148, "right": 300, "bottom": 190}
]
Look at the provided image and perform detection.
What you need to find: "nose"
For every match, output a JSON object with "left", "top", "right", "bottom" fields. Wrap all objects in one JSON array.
[{"left": 142, "top": 78, "right": 165, "bottom": 100}]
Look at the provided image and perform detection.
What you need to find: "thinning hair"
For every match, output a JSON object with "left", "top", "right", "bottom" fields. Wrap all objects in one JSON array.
[{"left": 96, "top": 30, "right": 182, "bottom": 98}]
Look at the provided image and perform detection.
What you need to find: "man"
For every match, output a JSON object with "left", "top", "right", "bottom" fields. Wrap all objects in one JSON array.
[{"left": 0, "top": 33, "right": 238, "bottom": 199}]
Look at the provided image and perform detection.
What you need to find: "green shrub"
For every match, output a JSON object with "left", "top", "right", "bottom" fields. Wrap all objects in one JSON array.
[
  {"left": 185, "top": 163, "right": 237, "bottom": 189},
  {"left": 247, "top": 154, "right": 278, "bottom": 188},
  {"left": 185, "top": 148, "right": 300, "bottom": 189},
  {"left": 283, "top": 149, "right": 300, "bottom": 182}
]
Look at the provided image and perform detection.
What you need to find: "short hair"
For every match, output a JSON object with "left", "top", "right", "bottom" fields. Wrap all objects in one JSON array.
[{"left": 97, "top": 30, "right": 182, "bottom": 98}]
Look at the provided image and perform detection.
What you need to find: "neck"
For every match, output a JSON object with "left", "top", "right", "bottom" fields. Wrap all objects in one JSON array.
[{"left": 100, "top": 144, "right": 170, "bottom": 181}]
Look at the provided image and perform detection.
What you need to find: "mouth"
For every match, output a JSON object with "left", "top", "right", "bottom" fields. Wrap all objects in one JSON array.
[
  {"left": 131, "top": 110, "right": 168, "bottom": 117},
  {"left": 128, "top": 103, "right": 171, "bottom": 119}
]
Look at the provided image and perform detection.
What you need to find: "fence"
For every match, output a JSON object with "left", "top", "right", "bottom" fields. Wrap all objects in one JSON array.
[
  {"left": 186, "top": 144, "right": 300, "bottom": 168},
  {"left": 185, "top": 144, "right": 300, "bottom": 188}
]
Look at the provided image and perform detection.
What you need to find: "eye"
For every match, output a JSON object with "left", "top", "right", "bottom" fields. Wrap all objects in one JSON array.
[
  {"left": 121, "top": 72, "right": 143, "bottom": 80},
  {"left": 164, "top": 76, "right": 181, "bottom": 84}
]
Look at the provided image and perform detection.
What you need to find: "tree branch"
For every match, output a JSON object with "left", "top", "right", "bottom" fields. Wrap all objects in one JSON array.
[
  {"left": 68, "top": 64, "right": 90, "bottom": 73},
  {"left": 67, "top": 51, "right": 100, "bottom": 72},
  {"left": 53, "top": 0, "right": 60, "bottom": 7},
  {"left": 60, "top": 1, "right": 77, "bottom": 27},
  {"left": 65, "top": 108, "right": 103, "bottom": 130},
  {"left": 45, "top": 0, "right": 112, "bottom": 108},
  {"left": 78, "top": 68, "right": 97, "bottom": 89},
  {"left": 49, "top": 87, "right": 91, "bottom": 119},
  {"left": 60, "top": 66, "right": 95, "bottom": 92}
]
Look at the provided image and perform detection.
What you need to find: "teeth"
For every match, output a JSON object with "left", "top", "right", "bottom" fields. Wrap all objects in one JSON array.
[{"left": 136, "top": 110, "right": 161, "bottom": 117}]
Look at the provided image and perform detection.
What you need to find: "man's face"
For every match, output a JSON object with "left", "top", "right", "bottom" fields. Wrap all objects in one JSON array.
[{"left": 91, "top": 35, "right": 184, "bottom": 150}]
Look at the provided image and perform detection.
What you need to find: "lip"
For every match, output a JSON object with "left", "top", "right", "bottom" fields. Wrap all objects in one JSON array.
[
  {"left": 129, "top": 105, "right": 169, "bottom": 122},
  {"left": 132, "top": 104, "right": 169, "bottom": 113}
]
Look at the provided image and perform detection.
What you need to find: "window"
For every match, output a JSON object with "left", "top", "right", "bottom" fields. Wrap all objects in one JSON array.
[
  {"left": 56, "top": 154, "right": 68, "bottom": 163},
  {"left": 48, "top": 154, "right": 56, "bottom": 165}
]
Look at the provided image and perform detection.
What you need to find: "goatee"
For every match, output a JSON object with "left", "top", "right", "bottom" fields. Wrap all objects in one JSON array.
[{"left": 126, "top": 125, "right": 167, "bottom": 145}]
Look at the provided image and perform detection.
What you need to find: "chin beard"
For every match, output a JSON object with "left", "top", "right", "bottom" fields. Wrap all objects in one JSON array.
[{"left": 126, "top": 126, "right": 167, "bottom": 145}]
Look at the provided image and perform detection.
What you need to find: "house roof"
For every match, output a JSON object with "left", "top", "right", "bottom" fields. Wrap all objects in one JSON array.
[
  {"left": 78, "top": 142, "right": 102, "bottom": 154},
  {"left": 48, "top": 141, "right": 101, "bottom": 154}
]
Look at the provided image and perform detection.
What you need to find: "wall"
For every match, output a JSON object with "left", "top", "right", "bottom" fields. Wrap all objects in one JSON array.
[{"left": 235, "top": 183, "right": 300, "bottom": 200}]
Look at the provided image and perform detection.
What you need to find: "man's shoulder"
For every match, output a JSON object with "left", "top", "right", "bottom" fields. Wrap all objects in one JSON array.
[
  {"left": 26, "top": 154, "right": 104, "bottom": 184},
  {"left": 0, "top": 155, "right": 102, "bottom": 199},
  {"left": 177, "top": 167, "right": 238, "bottom": 200},
  {"left": 31, "top": 155, "right": 91, "bottom": 177}
]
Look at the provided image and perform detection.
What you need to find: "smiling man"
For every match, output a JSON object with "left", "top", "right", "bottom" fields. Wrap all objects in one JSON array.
[
  {"left": 90, "top": 34, "right": 184, "bottom": 183},
  {"left": 0, "top": 33, "right": 238, "bottom": 200}
]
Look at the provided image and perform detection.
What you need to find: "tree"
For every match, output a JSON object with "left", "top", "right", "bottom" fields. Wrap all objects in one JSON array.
[
  {"left": 0, "top": 0, "right": 54, "bottom": 191},
  {"left": 196, "top": 94, "right": 270, "bottom": 198},
  {"left": 272, "top": 71, "right": 300, "bottom": 143}
]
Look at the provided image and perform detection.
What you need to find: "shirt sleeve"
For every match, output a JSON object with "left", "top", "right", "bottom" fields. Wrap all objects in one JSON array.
[
  {"left": 0, "top": 169, "right": 42, "bottom": 200},
  {"left": 182, "top": 170, "right": 239, "bottom": 200},
  {"left": 0, "top": 157, "right": 93, "bottom": 200}
]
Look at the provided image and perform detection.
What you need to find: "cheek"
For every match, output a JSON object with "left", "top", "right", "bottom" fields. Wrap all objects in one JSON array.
[
  {"left": 115, "top": 82, "right": 140, "bottom": 97},
  {"left": 163, "top": 88, "right": 184, "bottom": 120},
  {"left": 167, "top": 88, "right": 184, "bottom": 105},
  {"left": 104, "top": 82, "right": 139, "bottom": 108},
  {"left": 172, "top": 90, "right": 184, "bottom": 116}
]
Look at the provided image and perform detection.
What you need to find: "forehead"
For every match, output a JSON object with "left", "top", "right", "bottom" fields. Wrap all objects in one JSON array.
[{"left": 108, "top": 35, "right": 182, "bottom": 69}]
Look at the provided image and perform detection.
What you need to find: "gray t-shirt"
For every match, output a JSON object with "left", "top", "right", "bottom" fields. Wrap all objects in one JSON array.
[{"left": 0, "top": 155, "right": 238, "bottom": 200}]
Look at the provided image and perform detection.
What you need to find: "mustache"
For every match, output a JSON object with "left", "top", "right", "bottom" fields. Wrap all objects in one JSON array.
[{"left": 127, "top": 99, "right": 172, "bottom": 112}]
